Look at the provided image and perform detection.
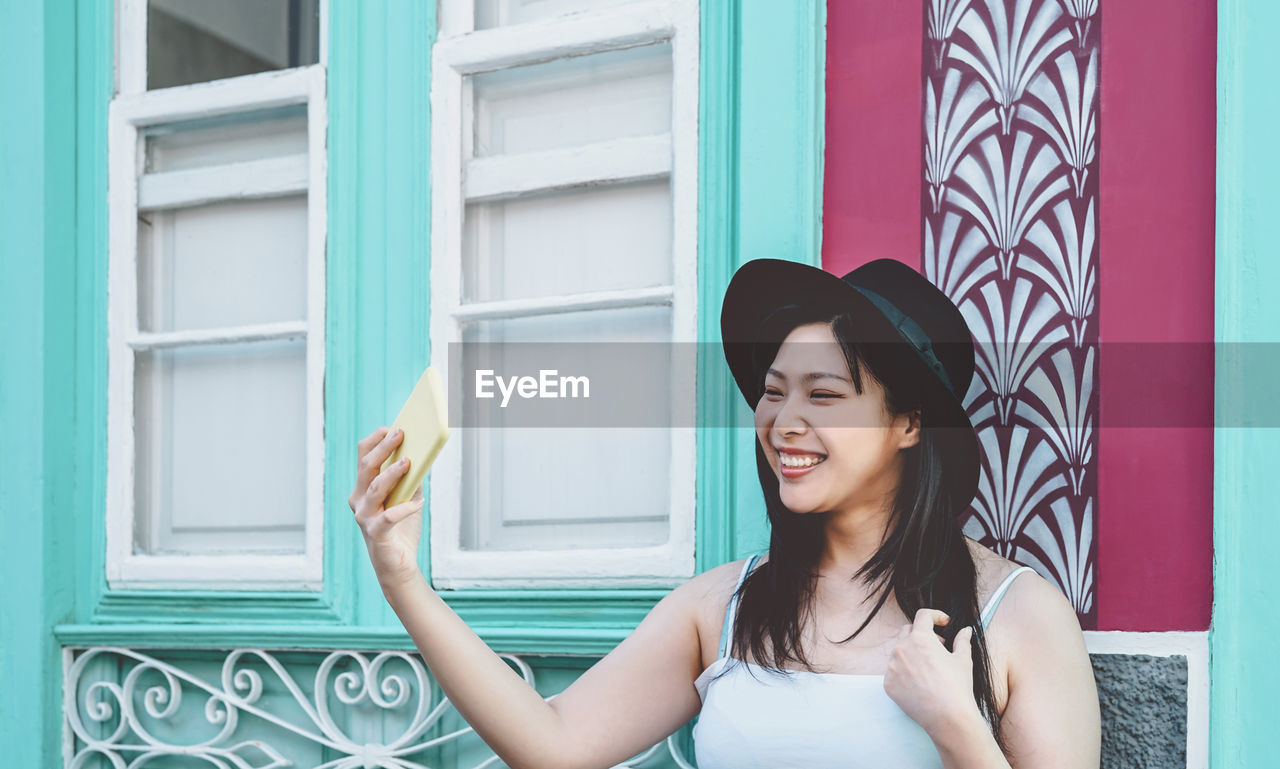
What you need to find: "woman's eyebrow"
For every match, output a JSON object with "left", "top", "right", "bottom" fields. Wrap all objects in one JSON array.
[{"left": 766, "top": 368, "right": 852, "bottom": 384}]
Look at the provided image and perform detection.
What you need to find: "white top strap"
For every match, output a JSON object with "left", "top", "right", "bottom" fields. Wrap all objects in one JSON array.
[
  {"left": 718, "top": 553, "right": 762, "bottom": 659},
  {"left": 979, "top": 565, "right": 1034, "bottom": 630}
]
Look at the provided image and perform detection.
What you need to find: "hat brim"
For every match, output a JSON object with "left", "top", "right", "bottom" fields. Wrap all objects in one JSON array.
[{"left": 720, "top": 258, "right": 980, "bottom": 514}]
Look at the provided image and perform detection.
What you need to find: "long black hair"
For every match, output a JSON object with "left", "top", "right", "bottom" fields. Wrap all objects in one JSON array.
[{"left": 712, "top": 300, "right": 1010, "bottom": 758}]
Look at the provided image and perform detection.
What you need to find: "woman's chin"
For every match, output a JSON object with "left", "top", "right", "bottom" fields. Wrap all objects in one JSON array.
[{"left": 778, "top": 490, "right": 827, "bottom": 514}]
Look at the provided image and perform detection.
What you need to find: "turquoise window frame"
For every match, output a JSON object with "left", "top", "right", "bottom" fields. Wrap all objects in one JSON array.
[
  {"left": 45, "top": 0, "right": 827, "bottom": 656},
  {"left": 1210, "top": 0, "right": 1280, "bottom": 764}
]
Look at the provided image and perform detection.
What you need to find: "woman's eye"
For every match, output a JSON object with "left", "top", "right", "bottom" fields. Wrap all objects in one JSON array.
[{"left": 763, "top": 388, "right": 840, "bottom": 399}]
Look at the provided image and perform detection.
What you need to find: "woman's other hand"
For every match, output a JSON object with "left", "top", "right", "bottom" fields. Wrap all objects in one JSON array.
[
  {"left": 348, "top": 426, "right": 425, "bottom": 590},
  {"left": 883, "top": 608, "right": 981, "bottom": 739}
]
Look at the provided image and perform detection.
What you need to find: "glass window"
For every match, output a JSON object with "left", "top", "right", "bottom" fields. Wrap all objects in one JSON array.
[
  {"left": 462, "top": 180, "right": 673, "bottom": 303},
  {"left": 134, "top": 337, "right": 308, "bottom": 555},
  {"left": 431, "top": 1, "right": 698, "bottom": 584},
  {"left": 147, "top": 0, "right": 320, "bottom": 89},
  {"left": 470, "top": 43, "right": 672, "bottom": 157},
  {"left": 458, "top": 305, "right": 674, "bottom": 552},
  {"left": 109, "top": 0, "right": 326, "bottom": 587},
  {"left": 143, "top": 105, "right": 308, "bottom": 173},
  {"left": 137, "top": 195, "right": 309, "bottom": 333}
]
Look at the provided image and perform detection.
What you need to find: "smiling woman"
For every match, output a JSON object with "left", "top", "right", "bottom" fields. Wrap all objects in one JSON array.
[{"left": 701, "top": 257, "right": 1102, "bottom": 767}]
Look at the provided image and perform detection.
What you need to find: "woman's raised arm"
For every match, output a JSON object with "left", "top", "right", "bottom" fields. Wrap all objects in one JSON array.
[
  {"left": 384, "top": 570, "right": 708, "bottom": 769},
  {"left": 350, "top": 425, "right": 709, "bottom": 769}
]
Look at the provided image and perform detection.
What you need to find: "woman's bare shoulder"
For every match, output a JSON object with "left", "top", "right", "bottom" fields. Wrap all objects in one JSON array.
[
  {"left": 676, "top": 557, "right": 760, "bottom": 662},
  {"left": 962, "top": 536, "right": 1034, "bottom": 608},
  {"left": 683, "top": 558, "right": 754, "bottom": 614},
  {"left": 963, "top": 535, "right": 1072, "bottom": 635}
]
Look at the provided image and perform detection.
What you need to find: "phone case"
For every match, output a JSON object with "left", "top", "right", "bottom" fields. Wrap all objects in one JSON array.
[{"left": 380, "top": 366, "right": 451, "bottom": 509}]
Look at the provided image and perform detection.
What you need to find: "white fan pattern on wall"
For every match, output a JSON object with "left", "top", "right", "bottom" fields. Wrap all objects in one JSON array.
[{"left": 925, "top": 0, "right": 1099, "bottom": 622}]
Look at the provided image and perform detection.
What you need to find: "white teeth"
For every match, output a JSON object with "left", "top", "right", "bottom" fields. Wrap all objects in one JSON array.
[{"left": 779, "top": 453, "right": 825, "bottom": 468}]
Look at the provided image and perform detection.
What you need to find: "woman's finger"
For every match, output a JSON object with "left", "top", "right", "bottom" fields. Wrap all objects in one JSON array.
[
  {"left": 357, "top": 426, "right": 390, "bottom": 457},
  {"left": 350, "top": 428, "right": 390, "bottom": 513},
  {"left": 357, "top": 428, "right": 404, "bottom": 489},
  {"left": 365, "top": 456, "right": 411, "bottom": 508},
  {"left": 951, "top": 626, "right": 975, "bottom": 658},
  {"left": 911, "top": 608, "right": 949, "bottom": 639}
]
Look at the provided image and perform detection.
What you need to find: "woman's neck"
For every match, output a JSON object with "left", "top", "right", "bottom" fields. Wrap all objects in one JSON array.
[{"left": 817, "top": 502, "right": 895, "bottom": 578}]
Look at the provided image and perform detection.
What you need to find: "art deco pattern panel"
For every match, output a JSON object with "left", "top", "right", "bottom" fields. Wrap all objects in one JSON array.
[{"left": 924, "top": 0, "right": 1100, "bottom": 627}]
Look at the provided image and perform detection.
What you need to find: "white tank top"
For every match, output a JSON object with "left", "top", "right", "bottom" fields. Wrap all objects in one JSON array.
[{"left": 693, "top": 553, "right": 1034, "bottom": 768}]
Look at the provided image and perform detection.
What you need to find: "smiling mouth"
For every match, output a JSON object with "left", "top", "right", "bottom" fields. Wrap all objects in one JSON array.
[{"left": 778, "top": 453, "right": 826, "bottom": 469}]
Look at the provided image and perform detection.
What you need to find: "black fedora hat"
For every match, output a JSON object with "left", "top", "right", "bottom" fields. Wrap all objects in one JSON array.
[{"left": 720, "top": 257, "right": 981, "bottom": 514}]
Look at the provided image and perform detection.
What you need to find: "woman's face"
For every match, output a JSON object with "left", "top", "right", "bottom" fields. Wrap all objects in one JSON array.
[{"left": 754, "top": 322, "right": 919, "bottom": 516}]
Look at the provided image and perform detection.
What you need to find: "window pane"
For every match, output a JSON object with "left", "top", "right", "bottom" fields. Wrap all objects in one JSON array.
[
  {"left": 463, "top": 180, "right": 672, "bottom": 303},
  {"left": 459, "top": 306, "right": 673, "bottom": 552},
  {"left": 144, "top": 106, "right": 307, "bottom": 174},
  {"left": 133, "top": 338, "right": 307, "bottom": 555},
  {"left": 474, "top": 0, "right": 646, "bottom": 29},
  {"left": 460, "top": 426, "right": 671, "bottom": 551},
  {"left": 471, "top": 43, "right": 671, "bottom": 157},
  {"left": 147, "top": 0, "right": 320, "bottom": 90},
  {"left": 138, "top": 195, "right": 308, "bottom": 332}
]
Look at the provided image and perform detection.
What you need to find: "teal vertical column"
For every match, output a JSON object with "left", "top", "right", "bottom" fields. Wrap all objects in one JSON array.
[
  {"left": 0, "top": 0, "right": 81, "bottom": 760},
  {"left": 326, "top": 0, "right": 435, "bottom": 624},
  {"left": 0, "top": 0, "right": 51, "bottom": 753},
  {"left": 729, "top": 0, "right": 827, "bottom": 558},
  {"left": 1212, "top": 0, "right": 1280, "bottom": 765}
]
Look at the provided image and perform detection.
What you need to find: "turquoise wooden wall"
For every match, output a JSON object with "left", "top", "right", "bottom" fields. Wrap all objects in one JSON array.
[
  {"left": 0, "top": 0, "right": 826, "bottom": 762},
  {"left": 1211, "top": 0, "right": 1280, "bottom": 765},
  {"left": 0, "top": 0, "right": 84, "bottom": 763}
]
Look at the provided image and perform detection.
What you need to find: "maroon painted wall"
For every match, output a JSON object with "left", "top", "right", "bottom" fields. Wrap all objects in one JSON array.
[
  {"left": 823, "top": 1, "right": 922, "bottom": 276},
  {"left": 1095, "top": 1, "right": 1215, "bottom": 631}
]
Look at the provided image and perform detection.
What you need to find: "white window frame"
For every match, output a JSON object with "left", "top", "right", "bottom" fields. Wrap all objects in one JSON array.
[
  {"left": 428, "top": 0, "right": 700, "bottom": 589},
  {"left": 105, "top": 0, "right": 328, "bottom": 590}
]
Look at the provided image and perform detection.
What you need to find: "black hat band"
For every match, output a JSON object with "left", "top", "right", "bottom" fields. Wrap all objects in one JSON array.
[{"left": 849, "top": 284, "right": 958, "bottom": 398}]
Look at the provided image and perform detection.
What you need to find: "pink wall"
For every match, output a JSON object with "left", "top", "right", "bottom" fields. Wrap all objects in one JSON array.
[
  {"left": 1095, "top": 1, "right": 1215, "bottom": 631},
  {"left": 821, "top": 0, "right": 1214, "bottom": 630},
  {"left": 822, "top": 0, "right": 922, "bottom": 276}
]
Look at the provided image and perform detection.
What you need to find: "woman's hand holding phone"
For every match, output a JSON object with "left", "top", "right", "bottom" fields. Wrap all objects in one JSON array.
[
  {"left": 349, "top": 425, "right": 426, "bottom": 590},
  {"left": 346, "top": 424, "right": 569, "bottom": 769}
]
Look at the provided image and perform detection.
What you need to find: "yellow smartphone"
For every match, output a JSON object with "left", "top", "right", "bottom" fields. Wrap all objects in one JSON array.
[{"left": 379, "top": 366, "right": 451, "bottom": 508}]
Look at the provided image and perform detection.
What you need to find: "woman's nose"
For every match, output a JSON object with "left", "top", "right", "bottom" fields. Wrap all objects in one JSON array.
[{"left": 773, "top": 394, "right": 809, "bottom": 435}]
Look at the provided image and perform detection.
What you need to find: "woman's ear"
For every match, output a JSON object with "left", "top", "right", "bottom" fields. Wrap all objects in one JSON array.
[{"left": 899, "top": 407, "right": 922, "bottom": 449}]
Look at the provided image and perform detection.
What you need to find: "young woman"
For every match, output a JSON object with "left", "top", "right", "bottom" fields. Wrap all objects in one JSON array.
[{"left": 348, "top": 258, "right": 1102, "bottom": 769}]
